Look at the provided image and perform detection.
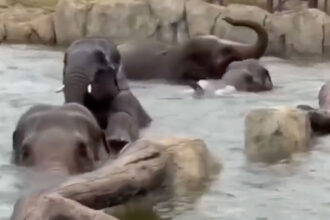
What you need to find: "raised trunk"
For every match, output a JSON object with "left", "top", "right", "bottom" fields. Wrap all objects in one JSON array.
[
  {"left": 63, "top": 72, "right": 90, "bottom": 104},
  {"left": 224, "top": 18, "right": 269, "bottom": 59}
]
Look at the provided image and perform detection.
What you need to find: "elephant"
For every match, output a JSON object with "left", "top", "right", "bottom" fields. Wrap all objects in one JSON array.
[
  {"left": 118, "top": 17, "right": 268, "bottom": 91},
  {"left": 297, "top": 81, "right": 330, "bottom": 134},
  {"left": 194, "top": 59, "right": 273, "bottom": 94},
  {"left": 12, "top": 103, "right": 110, "bottom": 175},
  {"left": 105, "top": 111, "right": 138, "bottom": 154},
  {"left": 60, "top": 37, "right": 151, "bottom": 150}
]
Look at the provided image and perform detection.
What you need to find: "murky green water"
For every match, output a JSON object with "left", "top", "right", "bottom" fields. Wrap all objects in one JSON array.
[{"left": 1, "top": 44, "right": 330, "bottom": 220}]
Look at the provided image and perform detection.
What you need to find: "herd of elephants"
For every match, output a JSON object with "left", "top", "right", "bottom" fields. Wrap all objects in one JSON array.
[{"left": 8, "top": 16, "right": 330, "bottom": 218}]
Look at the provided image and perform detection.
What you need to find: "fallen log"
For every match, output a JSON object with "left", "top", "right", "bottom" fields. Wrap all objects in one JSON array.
[{"left": 11, "top": 138, "right": 221, "bottom": 220}]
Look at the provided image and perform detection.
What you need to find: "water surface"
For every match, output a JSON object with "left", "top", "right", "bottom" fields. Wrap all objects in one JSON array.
[{"left": 1, "top": 44, "right": 330, "bottom": 220}]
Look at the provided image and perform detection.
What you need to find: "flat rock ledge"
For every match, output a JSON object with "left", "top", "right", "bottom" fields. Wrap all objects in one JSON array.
[{"left": 1, "top": 0, "right": 330, "bottom": 57}]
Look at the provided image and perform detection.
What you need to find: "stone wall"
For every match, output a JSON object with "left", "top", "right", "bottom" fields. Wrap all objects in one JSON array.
[{"left": 1, "top": 0, "right": 330, "bottom": 57}]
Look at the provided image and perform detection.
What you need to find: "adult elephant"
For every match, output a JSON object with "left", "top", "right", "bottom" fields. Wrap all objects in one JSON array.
[
  {"left": 119, "top": 17, "right": 268, "bottom": 91},
  {"left": 297, "top": 81, "right": 330, "bottom": 134},
  {"left": 12, "top": 103, "right": 110, "bottom": 175},
  {"left": 60, "top": 37, "right": 151, "bottom": 150}
]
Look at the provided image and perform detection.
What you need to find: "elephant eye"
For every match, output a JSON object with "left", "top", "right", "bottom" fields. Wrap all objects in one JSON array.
[
  {"left": 244, "top": 74, "right": 254, "bottom": 83},
  {"left": 77, "top": 141, "right": 89, "bottom": 159}
]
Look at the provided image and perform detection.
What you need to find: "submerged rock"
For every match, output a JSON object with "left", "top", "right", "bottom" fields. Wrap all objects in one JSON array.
[{"left": 245, "top": 108, "right": 311, "bottom": 163}]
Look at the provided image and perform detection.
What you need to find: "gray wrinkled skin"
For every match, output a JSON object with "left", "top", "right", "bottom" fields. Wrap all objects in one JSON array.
[{"left": 222, "top": 59, "right": 273, "bottom": 92}]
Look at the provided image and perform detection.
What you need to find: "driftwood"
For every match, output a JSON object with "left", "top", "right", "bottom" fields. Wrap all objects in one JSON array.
[
  {"left": 11, "top": 140, "right": 168, "bottom": 220},
  {"left": 11, "top": 138, "right": 221, "bottom": 220}
]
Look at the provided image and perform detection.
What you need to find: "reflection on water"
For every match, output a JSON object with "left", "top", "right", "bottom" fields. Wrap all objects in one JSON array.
[{"left": 1, "top": 44, "right": 330, "bottom": 220}]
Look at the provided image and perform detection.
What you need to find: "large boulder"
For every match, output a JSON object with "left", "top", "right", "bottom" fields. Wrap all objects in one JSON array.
[
  {"left": 156, "top": 137, "right": 221, "bottom": 196},
  {"left": 214, "top": 4, "right": 269, "bottom": 44},
  {"left": 245, "top": 108, "right": 311, "bottom": 163},
  {"left": 0, "top": 5, "right": 54, "bottom": 43},
  {"left": 54, "top": 0, "right": 89, "bottom": 45},
  {"left": 186, "top": 0, "right": 223, "bottom": 36},
  {"left": 266, "top": 9, "right": 326, "bottom": 56},
  {"left": 147, "top": 0, "right": 184, "bottom": 26},
  {"left": 29, "top": 14, "right": 55, "bottom": 44},
  {"left": 86, "top": 0, "right": 158, "bottom": 44}
]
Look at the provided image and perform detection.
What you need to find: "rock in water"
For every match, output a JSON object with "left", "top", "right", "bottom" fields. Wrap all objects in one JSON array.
[{"left": 245, "top": 108, "right": 311, "bottom": 163}]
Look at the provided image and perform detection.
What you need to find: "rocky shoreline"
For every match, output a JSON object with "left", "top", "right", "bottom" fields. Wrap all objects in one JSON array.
[{"left": 1, "top": 0, "right": 330, "bottom": 58}]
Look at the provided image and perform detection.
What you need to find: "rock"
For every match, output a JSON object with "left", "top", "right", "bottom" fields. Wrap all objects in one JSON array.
[
  {"left": 245, "top": 108, "right": 311, "bottom": 163},
  {"left": 8, "top": 0, "right": 60, "bottom": 10},
  {"left": 323, "top": 17, "right": 330, "bottom": 57},
  {"left": 54, "top": 0, "right": 89, "bottom": 45},
  {"left": 147, "top": 0, "right": 184, "bottom": 26},
  {"left": 0, "top": 22, "right": 5, "bottom": 41},
  {"left": 86, "top": 0, "right": 158, "bottom": 44},
  {"left": 177, "top": 19, "right": 189, "bottom": 43},
  {"left": 156, "top": 137, "right": 221, "bottom": 195},
  {"left": 155, "top": 24, "right": 176, "bottom": 44},
  {"left": 5, "top": 21, "right": 31, "bottom": 42},
  {"left": 266, "top": 9, "right": 326, "bottom": 56},
  {"left": 29, "top": 14, "right": 54, "bottom": 44},
  {"left": 215, "top": 4, "right": 269, "bottom": 44},
  {"left": 186, "top": 0, "right": 223, "bottom": 36}
]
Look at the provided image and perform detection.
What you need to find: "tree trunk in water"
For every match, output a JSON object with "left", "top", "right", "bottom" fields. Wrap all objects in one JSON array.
[{"left": 11, "top": 140, "right": 168, "bottom": 220}]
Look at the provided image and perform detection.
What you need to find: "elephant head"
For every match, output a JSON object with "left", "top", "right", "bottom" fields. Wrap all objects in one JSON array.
[
  {"left": 61, "top": 38, "right": 129, "bottom": 105},
  {"left": 12, "top": 103, "right": 110, "bottom": 175},
  {"left": 318, "top": 81, "right": 330, "bottom": 109},
  {"left": 222, "top": 59, "right": 273, "bottom": 92},
  {"left": 177, "top": 17, "right": 268, "bottom": 80}
]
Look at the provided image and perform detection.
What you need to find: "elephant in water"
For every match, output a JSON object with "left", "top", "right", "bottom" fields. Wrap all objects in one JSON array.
[
  {"left": 195, "top": 59, "right": 273, "bottom": 95},
  {"left": 118, "top": 17, "right": 268, "bottom": 92},
  {"left": 59, "top": 37, "right": 152, "bottom": 151},
  {"left": 297, "top": 81, "right": 330, "bottom": 134},
  {"left": 12, "top": 103, "right": 110, "bottom": 176}
]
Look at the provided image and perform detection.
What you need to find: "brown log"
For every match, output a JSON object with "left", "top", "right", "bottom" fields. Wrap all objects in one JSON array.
[
  {"left": 53, "top": 140, "right": 168, "bottom": 209},
  {"left": 10, "top": 138, "right": 221, "bottom": 220}
]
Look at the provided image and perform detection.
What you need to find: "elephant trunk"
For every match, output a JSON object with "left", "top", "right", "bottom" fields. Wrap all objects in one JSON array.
[
  {"left": 224, "top": 17, "right": 268, "bottom": 59},
  {"left": 63, "top": 72, "right": 90, "bottom": 104}
]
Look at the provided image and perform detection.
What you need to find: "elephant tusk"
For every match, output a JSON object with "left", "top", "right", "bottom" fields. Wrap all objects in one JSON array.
[
  {"left": 87, "top": 84, "right": 92, "bottom": 94},
  {"left": 55, "top": 85, "right": 65, "bottom": 93}
]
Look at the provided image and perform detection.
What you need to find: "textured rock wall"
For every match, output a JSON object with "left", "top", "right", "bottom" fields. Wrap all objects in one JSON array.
[{"left": 1, "top": 0, "right": 330, "bottom": 57}]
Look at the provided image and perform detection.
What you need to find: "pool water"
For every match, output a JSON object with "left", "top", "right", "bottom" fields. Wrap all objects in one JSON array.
[{"left": 1, "top": 44, "right": 330, "bottom": 220}]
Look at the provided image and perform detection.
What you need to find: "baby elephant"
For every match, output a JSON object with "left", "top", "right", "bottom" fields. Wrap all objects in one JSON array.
[
  {"left": 12, "top": 103, "right": 110, "bottom": 175},
  {"left": 222, "top": 59, "right": 273, "bottom": 92},
  {"left": 195, "top": 59, "right": 273, "bottom": 95}
]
